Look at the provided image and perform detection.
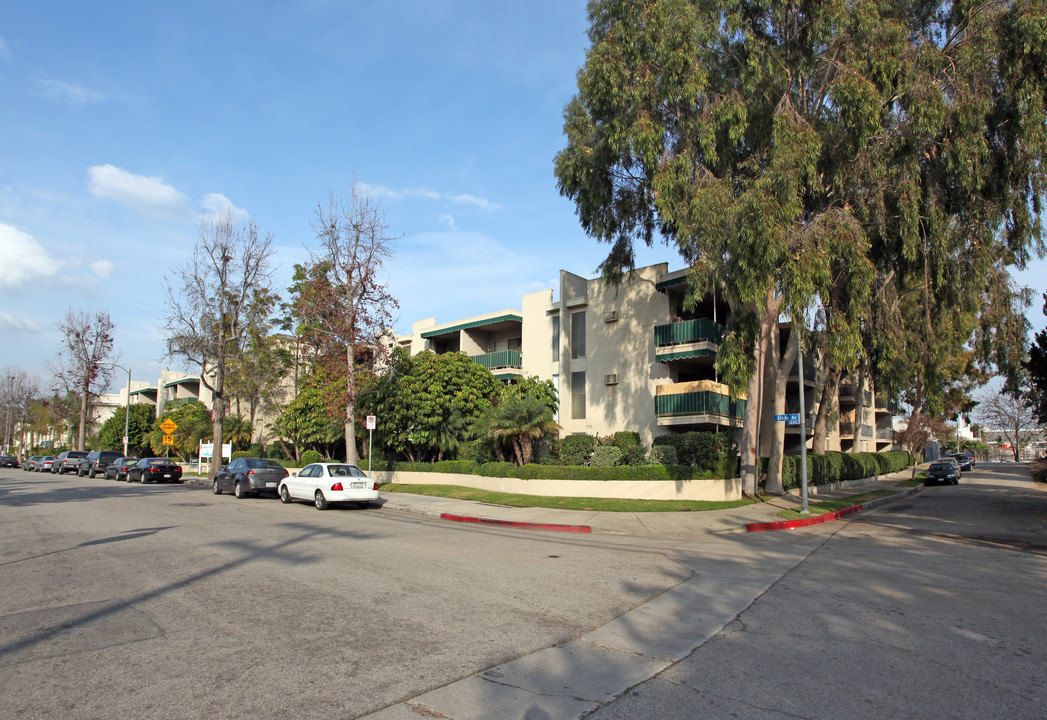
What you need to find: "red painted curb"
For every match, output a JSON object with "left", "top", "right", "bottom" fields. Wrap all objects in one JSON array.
[
  {"left": 440, "top": 513, "right": 592, "bottom": 533},
  {"left": 745, "top": 503, "right": 865, "bottom": 532}
]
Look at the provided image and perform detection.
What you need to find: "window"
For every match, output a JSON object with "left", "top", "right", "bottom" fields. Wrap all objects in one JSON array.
[
  {"left": 571, "top": 311, "right": 586, "bottom": 359},
  {"left": 571, "top": 371, "right": 586, "bottom": 420},
  {"left": 552, "top": 316, "right": 560, "bottom": 362}
]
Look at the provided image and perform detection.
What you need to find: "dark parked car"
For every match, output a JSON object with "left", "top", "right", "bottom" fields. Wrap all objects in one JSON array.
[
  {"left": 79, "top": 450, "right": 125, "bottom": 478},
  {"left": 24, "top": 455, "right": 41, "bottom": 471},
  {"left": 926, "top": 462, "right": 960, "bottom": 486},
  {"left": 0, "top": 455, "right": 19, "bottom": 468},
  {"left": 213, "top": 457, "right": 289, "bottom": 498},
  {"left": 127, "top": 457, "right": 183, "bottom": 484},
  {"left": 52, "top": 450, "right": 88, "bottom": 474},
  {"left": 106, "top": 458, "right": 138, "bottom": 481},
  {"left": 951, "top": 452, "right": 974, "bottom": 471}
]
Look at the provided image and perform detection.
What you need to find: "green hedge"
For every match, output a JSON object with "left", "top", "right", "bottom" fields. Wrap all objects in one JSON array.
[
  {"left": 591, "top": 446, "right": 625, "bottom": 467},
  {"left": 778, "top": 450, "right": 913, "bottom": 489},
  {"left": 561, "top": 434, "right": 596, "bottom": 465},
  {"left": 368, "top": 458, "right": 723, "bottom": 481}
]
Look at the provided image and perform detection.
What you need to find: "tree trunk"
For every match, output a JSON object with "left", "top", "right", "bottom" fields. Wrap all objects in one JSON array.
[
  {"left": 766, "top": 325, "right": 799, "bottom": 495},
  {"left": 77, "top": 383, "right": 89, "bottom": 451},
  {"left": 740, "top": 294, "right": 774, "bottom": 495},
  {"left": 812, "top": 369, "right": 839, "bottom": 454},
  {"left": 852, "top": 364, "right": 866, "bottom": 453}
]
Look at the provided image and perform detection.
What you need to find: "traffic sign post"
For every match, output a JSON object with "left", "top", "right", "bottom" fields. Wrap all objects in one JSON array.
[{"left": 365, "top": 415, "right": 376, "bottom": 475}]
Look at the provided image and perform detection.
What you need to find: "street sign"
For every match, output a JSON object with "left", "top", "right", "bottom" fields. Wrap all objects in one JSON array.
[
  {"left": 159, "top": 419, "right": 178, "bottom": 434},
  {"left": 162, "top": 434, "right": 175, "bottom": 446},
  {"left": 365, "top": 415, "right": 376, "bottom": 430},
  {"left": 775, "top": 414, "right": 801, "bottom": 425}
]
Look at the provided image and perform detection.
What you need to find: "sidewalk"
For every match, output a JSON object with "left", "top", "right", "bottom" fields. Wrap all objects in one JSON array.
[{"left": 375, "top": 469, "right": 921, "bottom": 535}]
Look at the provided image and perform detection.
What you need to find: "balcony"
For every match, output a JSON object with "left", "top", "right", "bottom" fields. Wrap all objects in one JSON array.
[
  {"left": 655, "top": 380, "right": 746, "bottom": 428},
  {"left": 470, "top": 350, "right": 523, "bottom": 379},
  {"left": 654, "top": 319, "right": 724, "bottom": 362},
  {"left": 839, "top": 422, "right": 856, "bottom": 437},
  {"left": 876, "top": 427, "right": 893, "bottom": 440}
]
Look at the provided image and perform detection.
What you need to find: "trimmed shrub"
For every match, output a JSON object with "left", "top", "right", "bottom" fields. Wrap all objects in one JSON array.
[
  {"left": 431, "top": 460, "right": 481, "bottom": 475},
  {"left": 591, "top": 446, "right": 625, "bottom": 467},
  {"left": 300, "top": 449, "right": 322, "bottom": 466},
  {"left": 652, "top": 431, "right": 736, "bottom": 474},
  {"left": 611, "top": 431, "right": 646, "bottom": 466},
  {"left": 781, "top": 455, "right": 799, "bottom": 490},
  {"left": 561, "top": 434, "right": 596, "bottom": 466},
  {"left": 479, "top": 461, "right": 517, "bottom": 478},
  {"left": 649, "top": 444, "right": 678, "bottom": 466}
]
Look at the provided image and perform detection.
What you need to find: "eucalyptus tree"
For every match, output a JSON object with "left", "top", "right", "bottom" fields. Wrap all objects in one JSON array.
[
  {"left": 163, "top": 212, "right": 278, "bottom": 479},
  {"left": 556, "top": 0, "right": 1047, "bottom": 493}
]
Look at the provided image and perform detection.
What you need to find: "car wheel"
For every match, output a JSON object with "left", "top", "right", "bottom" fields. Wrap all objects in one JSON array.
[
  {"left": 279, "top": 485, "right": 292, "bottom": 504},
  {"left": 212, "top": 479, "right": 222, "bottom": 495},
  {"left": 314, "top": 490, "right": 329, "bottom": 510},
  {"left": 234, "top": 481, "right": 245, "bottom": 499}
]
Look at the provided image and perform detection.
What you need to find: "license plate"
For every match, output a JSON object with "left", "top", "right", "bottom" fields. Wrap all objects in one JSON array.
[
  {"left": 163, "top": 474, "right": 172, "bottom": 479},
  {"left": 351, "top": 481, "right": 367, "bottom": 490},
  {"left": 265, "top": 482, "right": 276, "bottom": 488}
]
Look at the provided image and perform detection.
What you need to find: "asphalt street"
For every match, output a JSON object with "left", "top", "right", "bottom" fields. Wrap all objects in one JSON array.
[
  {"left": 1, "top": 463, "right": 1043, "bottom": 719},
  {"left": 584, "top": 462, "right": 1047, "bottom": 720}
]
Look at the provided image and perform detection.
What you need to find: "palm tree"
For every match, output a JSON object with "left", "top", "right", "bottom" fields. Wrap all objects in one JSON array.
[
  {"left": 223, "top": 413, "right": 253, "bottom": 451},
  {"left": 478, "top": 394, "right": 560, "bottom": 466}
]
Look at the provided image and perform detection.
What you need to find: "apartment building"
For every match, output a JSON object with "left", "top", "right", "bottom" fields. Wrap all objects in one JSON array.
[{"left": 401, "top": 262, "right": 894, "bottom": 454}]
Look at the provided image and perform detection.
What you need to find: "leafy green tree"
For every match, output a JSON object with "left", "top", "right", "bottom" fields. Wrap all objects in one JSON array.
[
  {"left": 96, "top": 404, "right": 157, "bottom": 456},
  {"left": 368, "top": 350, "right": 501, "bottom": 462},
  {"left": 556, "top": 0, "right": 1047, "bottom": 493},
  {"left": 272, "top": 379, "right": 344, "bottom": 461},
  {"left": 147, "top": 400, "right": 211, "bottom": 462}
]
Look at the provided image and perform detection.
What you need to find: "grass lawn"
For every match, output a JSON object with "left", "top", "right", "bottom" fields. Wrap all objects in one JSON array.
[
  {"left": 378, "top": 483, "right": 759, "bottom": 513},
  {"left": 776, "top": 489, "right": 900, "bottom": 521}
]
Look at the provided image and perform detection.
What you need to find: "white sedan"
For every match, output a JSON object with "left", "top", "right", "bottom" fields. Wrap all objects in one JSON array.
[{"left": 278, "top": 463, "right": 380, "bottom": 510}]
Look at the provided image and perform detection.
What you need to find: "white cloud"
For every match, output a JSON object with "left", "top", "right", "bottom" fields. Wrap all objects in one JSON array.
[
  {"left": 358, "top": 183, "right": 497, "bottom": 211},
  {"left": 449, "top": 193, "right": 500, "bottom": 211},
  {"left": 200, "top": 192, "right": 250, "bottom": 224},
  {"left": 0, "top": 223, "right": 60, "bottom": 289},
  {"left": 90, "top": 259, "right": 114, "bottom": 279},
  {"left": 35, "top": 76, "right": 104, "bottom": 104},
  {"left": 0, "top": 311, "right": 43, "bottom": 333},
  {"left": 88, "top": 164, "right": 191, "bottom": 219},
  {"left": 439, "top": 214, "right": 457, "bottom": 231}
]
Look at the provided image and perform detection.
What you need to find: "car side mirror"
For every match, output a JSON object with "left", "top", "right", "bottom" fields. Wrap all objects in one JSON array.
[{"left": 291, "top": 472, "right": 298, "bottom": 478}]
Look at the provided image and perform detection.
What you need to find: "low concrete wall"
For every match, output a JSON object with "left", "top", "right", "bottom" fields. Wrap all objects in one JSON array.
[{"left": 369, "top": 469, "right": 742, "bottom": 502}]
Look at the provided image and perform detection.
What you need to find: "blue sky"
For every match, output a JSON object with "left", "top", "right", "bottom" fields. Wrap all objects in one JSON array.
[
  {"left": 0, "top": 0, "right": 678, "bottom": 391},
  {"left": 1, "top": 1, "right": 1043, "bottom": 396}
]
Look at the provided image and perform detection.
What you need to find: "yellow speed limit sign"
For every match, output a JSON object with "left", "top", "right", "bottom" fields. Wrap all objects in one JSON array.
[{"left": 162, "top": 434, "right": 175, "bottom": 446}]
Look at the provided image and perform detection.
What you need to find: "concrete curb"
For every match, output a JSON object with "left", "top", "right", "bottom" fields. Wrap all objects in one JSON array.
[
  {"left": 745, "top": 484, "right": 923, "bottom": 533},
  {"left": 439, "top": 512, "right": 593, "bottom": 534}
]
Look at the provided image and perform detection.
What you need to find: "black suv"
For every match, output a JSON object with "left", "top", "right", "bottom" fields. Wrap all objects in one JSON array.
[
  {"left": 52, "top": 450, "right": 88, "bottom": 474},
  {"left": 79, "top": 450, "right": 124, "bottom": 478}
]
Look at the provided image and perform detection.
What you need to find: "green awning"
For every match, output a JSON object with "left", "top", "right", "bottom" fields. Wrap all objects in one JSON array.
[
  {"left": 163, "top": 377, "right": 200, "bottom": 388},
  {"left": 655, "top": 275, "right": 687, "bottom": 290},
  {"left": 129, "top": 386, "right": 157, "bottom": 395},
  {"left": 421, "top": 313, "right": 523, "bottom": 339}
]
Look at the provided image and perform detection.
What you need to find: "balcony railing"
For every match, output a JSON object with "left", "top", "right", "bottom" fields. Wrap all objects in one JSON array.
[
  {"left": 861, "top": 424, "right": 875, "bottom": 437},
  {"left": 876, "top": 428, "right": 893, "bottom": 440},
  {"left": 654, "top": 319, "right": 725, "bottom": 347},
  {"left": 655, "top": 390, "right": 746, "bottom": 420},
  {"left": 470, "top": 350, "right": 522, "bottom": 371},
  {"left": 839, "top": 422, "right": 856, "bottom": 436}
]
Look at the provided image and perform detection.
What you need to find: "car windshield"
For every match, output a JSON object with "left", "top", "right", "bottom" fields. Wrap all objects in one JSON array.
[
  {"left": 247, "top": 459, "right": 283, "bottom": 469},
  {"left": 327, "top": 464, "right": 366, "bottom": 477},
  {"left": 148, "top": 459, "right": 170, "bottom": 466}
]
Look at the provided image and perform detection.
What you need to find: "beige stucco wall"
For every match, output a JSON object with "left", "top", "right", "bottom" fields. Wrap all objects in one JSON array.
[{"left": 370, "top": 469, "right": 742, "bottom": 502}]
